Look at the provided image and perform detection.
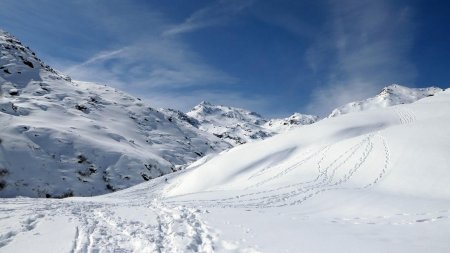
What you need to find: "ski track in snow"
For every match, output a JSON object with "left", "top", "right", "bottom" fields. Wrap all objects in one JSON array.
[
  {"left": 0, "top": 200, "right": 47, "bottom": 248},
  {"left": 1, "top": 106, "right": 449, "bottom": 252},
  {"left": 70, "top": 201, "right": 216, "bottom": 253},
  {"left": 2, "top": 106, "right": 449, "bottom": 252},
  {"left": 163, "top": 108, "right": 419, "bottom": 210},
  {"left": 165, "top": 133, "right": 390, "bottom": 208},
  {"left": 396, "top": 108, "right": 416, "bottom": 125},
  {"left": 0, "top": 196, "right": 257, "bottom": 253},
  {"left": 2, "top": 29, "right": 449, "bottom": 252}
]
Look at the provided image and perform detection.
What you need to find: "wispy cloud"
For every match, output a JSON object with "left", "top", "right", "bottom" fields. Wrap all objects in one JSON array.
[
  {"left": 307, "top": 0, "right": 416, "bottom": 116},
  {"left": 40, "top": 0, "right": 241, "bottom": 92},
  {"left": 62, "top": 38, "right": 236, "bottom": 90},
  {"left": 163, "top": 0, "right": 255, "bottom": 36},
  {"left": 68, "top": 48, "right": 127, "bottom": 68},
  {"left": 46, "top": 1, "right": 247, "bottom": 112}
]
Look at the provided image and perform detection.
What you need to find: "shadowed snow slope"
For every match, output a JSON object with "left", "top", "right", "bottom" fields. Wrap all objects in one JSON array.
[
  {"left": 1, "top": 88, "right": 448, "bottom": 253},
  {"left": 0, "top": 29, "right": 230, "bottom": 197},
  {"left": 329, "top": 84, "right": 443, "bottom": 117}
]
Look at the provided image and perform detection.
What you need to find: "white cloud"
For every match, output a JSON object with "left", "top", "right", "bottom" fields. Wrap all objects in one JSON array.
[
  {"left": 26, "top": 0, "right": 260, "bottom": 116},
  {"left": 307, "top": 0, "right": 416, "bottom": 116},
  {"left": 163, "top": 0, "right": 255, "bottom": 36},
  {"left": 62, "top": 38, "right": 236, "bottom": 90}
]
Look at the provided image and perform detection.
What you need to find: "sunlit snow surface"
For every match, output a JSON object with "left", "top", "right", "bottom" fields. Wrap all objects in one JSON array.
[
  {"left": 1, "top": 89, "right": 449, "bottom": 252},
  {"left": 0, "top": 29, "right": 230, "bottom": 197}
]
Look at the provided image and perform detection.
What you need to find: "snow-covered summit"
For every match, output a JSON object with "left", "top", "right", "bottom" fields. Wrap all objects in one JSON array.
[
  {"left": 0, "top": 29, "right": 70, "bottom": 86},
  {"left": 186, "top": 101, "right": 271, "bottom": 145},
  {"left": 329, "top": 84, "right": 443, "bottom": 117},
  {"left": 188, "top": 101, "right": 266, "bottom": 125},
  {"left": 0, "top": 29, "right": 230, "bottom": 197},
  {"left": 264, "top": 112, "right": 319, "bottom": 133},
  {"left": 186, "top": 101, "right": 319, "bottom": 145}
]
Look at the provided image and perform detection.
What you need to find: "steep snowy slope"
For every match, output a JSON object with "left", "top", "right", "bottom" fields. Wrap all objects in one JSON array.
[
  {"left": 1, "top": 88, "right": 449, "bottom": 253},
  {"left": 329, "top": 84, "right": 443, "bottom": 117},
  {"left": 0, "top": 29, "right": 230, "bottom": 198},
  {"left": 187, "top": 101, "right": 318, "bottom": 145},
  {"left": 168, "top": 89, "right": 450, "bottom": 198}
]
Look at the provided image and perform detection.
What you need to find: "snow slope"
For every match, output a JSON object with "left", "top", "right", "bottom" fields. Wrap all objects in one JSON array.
[
  {"left": 0, "top": 29, "right": 230, "bottom": 198},
  {"left": 329, "top": 84, "right": 443, "bottom": 117},
  {"left": 1, "top": 86, "right": 449, "bottom": 252},
  {"left": 187, "top": 101, "right": 318, "bottom": 145}
]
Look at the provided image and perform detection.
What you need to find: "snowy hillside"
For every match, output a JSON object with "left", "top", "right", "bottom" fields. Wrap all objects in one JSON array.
[
  {"left": 187, "top": 101, "right": 318, "bottom": 145},
  {"left": 329, "top": 84, "right": 443, "bottom": 117},
  {"left": 1, "top": 86, "right": 449, "bottom": 252},
  {"left": 0, "top": 29, "right": 230, "bottom": 198}
]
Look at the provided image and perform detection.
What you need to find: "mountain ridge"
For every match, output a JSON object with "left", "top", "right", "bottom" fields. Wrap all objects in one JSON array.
[
  {"left": 186, "top": 101, "right": 319, "bottom": 145},
  {"left": 0, "top": 29, "right": 231, "bottom": 197},
  {"left": 0, "top": 28, "right": 445, "bottom": 198}
]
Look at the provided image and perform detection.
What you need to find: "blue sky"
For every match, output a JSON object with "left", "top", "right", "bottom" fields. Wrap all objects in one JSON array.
[{"left": 0, "top": 0, "right": 449, "bottom": 117}]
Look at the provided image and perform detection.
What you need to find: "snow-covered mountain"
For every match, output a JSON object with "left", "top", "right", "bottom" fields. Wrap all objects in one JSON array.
[
  {"left": 264, "top": 112, "right": 319, "bottom": 133},
  {"left": 1, "top": 85, "right": 449, "bottom": 253},
  {"left": 0, "top": 29, "right": 230, "bottom": 198},
  {"left": 185, "top": 84, "right": 443, "bottom": 145},
  {"left": 329, "top": 84, "right": 443, "bottom": 117},
  {"left": 186, "top": 101, "right": 319, "bottom": 145}
]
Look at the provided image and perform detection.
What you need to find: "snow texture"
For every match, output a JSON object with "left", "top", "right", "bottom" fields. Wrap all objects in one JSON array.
[{"left": 0, "top": 29, "right": 230, "bottom": 197}]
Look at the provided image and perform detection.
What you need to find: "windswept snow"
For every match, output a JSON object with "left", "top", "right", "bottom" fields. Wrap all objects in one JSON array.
[{"left": 1, "top": 87, "right": 449, "bottom": 252}]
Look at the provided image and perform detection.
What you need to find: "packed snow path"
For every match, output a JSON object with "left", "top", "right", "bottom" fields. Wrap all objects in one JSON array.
[
  {"left": 1, "top": 187, "right": 449, "bottom": 253},
  {"left": 0, "top": 195, "right": 255, "bottom": 253}
]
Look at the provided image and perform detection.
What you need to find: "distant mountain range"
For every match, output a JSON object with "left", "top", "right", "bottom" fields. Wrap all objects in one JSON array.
[
  {"left": 184, "top": 101, "right": 318, "bottom": 146},
  {"left": 0, "top": 28, "right": 444, "bottom": 197}
]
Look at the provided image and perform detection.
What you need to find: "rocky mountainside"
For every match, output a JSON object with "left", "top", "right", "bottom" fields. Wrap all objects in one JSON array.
[
  {"left": 0, "top": 29, "right": 230, "bottom": 197},
  {"left": 186, "top": 101, "right": 319, "bottom": 145},
  {"left": 329, "top": 84, "right": 443, "bottom": 117}
]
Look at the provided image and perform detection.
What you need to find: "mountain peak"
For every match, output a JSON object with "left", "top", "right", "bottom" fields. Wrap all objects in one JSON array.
[
  {"left": 0, "top": 29, "right": 68, "bottom": 87},
  {"left": 186, "top": 102, "right": 319, "bottom": 145},
  {"left": 264, "top": 112, "right": 319, "bottom": 133},
  {"left": 199, "top": 100, "right": 213, "bottom": 106},
  {"left": 329, "top": 84, "right": 443, "bottom": 117}
]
